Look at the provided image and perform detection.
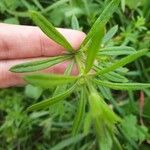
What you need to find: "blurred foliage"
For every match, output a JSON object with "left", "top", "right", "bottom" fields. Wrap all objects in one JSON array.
[{"left": 0, "top": 0, "right": 150, "bottom": 149}]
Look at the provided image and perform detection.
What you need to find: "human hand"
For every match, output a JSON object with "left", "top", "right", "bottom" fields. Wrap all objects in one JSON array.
[{"left": 0, "top": 23, "right": 85, "bottom": 88}]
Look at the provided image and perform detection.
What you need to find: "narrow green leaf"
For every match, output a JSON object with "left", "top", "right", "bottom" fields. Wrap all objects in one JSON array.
[
  {"left": 50, "top": 134, "right": 84, "bottom": 150},
  {"left": 98, "top": 85, "right": 124, "bottom": 115},
  {"left": 95, "top": 65, "right": 128, "bottom": 83},
  {"left": 97, "top": 49, "right": 149, "bottom": 75},
  {"left": 118, "top": 126, "right": 138, "bottom": 149},
  {"left": 88, "top": 91, "right": 121, "bottom": 123},
  {"left": 29, "top": 11, "right": 74, "bottom": 51},
  {"left": 112, "top": 136, "right": 123, "bottom": 150},
  {"left": 83, "top": 113, "right": 91, "bottom": 135},
  {"left": 24, "top": 73, "right": 79, "bottom": 88},
  {"left": 98, "top": 46, "right": 136, "bottom": 56},
  {"left": 71, "top": 15, "right": 80, "bottom": 30},
  {"left": 81, "top": 0, "right": 120, "bottom": 47},
  {"left": 82, "top": 0, "right": 90, "bottom": 17},
  {"left": 101, "top": 71, "right": 128, "bottom": 83},
  {"left": 26, "top": 82, "right": 77, "bottom": 111},
  {"left": 90, "top": 99, "right": 113, "bottom": 149},
  {"left": 96, "top": 120, "right": 113, "bottom": 150},
  {"left": 98, "top": 85, "right": 112, "bottom": 100},
  {"left": 72, "top": 87, "right": 86, "bottom": 136},
  {"left": 32, "top": 0, "right": 44, "bottom": 11},
  {"left": 41, "top": 0, "right": 70, "bottom": 13},
  {"left": 88, "top": 89, "right": 121, "bottom": 150},
  {"left": 102, "top": 25, "right": 118, "bottom": 45},
  {"left": 10, "top": 56, "right": 70, "bottom": 73},
  {"left": 121, "top": 0, "right": 125, "bottom": 12},
  {"left": 84, "top": 26, "right": 105, "bottom": 73},
  {"left": 94, "top": 80, "right": 150, "bottom": 90}
]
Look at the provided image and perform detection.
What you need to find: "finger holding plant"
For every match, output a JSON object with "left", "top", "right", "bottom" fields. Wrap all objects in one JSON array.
[{"left": 10, "top": 0, "right": 150, "bottom": 149}]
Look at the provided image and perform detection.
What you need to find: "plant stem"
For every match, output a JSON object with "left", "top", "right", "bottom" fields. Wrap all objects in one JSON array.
[{"left": 75, "top": 54, "right": 84, "bottom": 75}]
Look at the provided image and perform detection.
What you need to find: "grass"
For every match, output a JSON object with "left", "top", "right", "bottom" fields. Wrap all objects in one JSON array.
[{"left": 0, "top": 0, "right": 150, "bottom": 149}]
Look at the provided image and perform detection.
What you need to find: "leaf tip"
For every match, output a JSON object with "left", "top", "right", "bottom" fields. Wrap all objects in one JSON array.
[{"left": 9, "top": 66, "right": 17, "bottom": 73}]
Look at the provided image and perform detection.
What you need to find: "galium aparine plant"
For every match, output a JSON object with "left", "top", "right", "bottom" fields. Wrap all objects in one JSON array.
[{"left": 10, "top": 0, "right": 150, "bottom": 149}]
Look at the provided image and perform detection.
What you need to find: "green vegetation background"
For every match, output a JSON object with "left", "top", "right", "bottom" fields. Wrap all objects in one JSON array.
[{"left": 0, "top": 0, "right": 150, "bottom": 149}]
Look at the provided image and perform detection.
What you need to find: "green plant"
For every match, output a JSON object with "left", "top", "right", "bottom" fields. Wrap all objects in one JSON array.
[{"left": 9, "top": 0, "right": 150, "bottom": 149}]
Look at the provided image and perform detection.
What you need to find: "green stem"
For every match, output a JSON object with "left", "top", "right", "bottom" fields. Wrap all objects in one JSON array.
[
  {"left": 6, "top": 10, "right": 29, "bottom": 17},
  {"left": 75, "top": 54, "right": 84, "bottom": 75}
]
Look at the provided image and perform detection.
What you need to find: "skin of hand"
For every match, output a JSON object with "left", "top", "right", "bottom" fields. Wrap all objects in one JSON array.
[{"left": 0, "top": 23, "right": 86, "bottom": 88}]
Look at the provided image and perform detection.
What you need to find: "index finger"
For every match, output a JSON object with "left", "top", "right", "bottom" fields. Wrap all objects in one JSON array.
[{"left": 0, "top": 23, "right": 86, "bottom": 60}]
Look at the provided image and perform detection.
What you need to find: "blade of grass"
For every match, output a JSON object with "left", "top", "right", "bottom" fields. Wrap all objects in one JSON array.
[
  {"left": 97, "top": 49, "right": 149, "bottom": 75},
  {"left": 24, "top": 73, "right": 79, "bottom": 88},
  {"left": 26, "top": 82, "right": 78, "bottom": 111},
  {"left": 29, "top": 11, "right": 74, "bottom": 52},
  {"left": 84, "top": 25, "right": 105, "bottom": 73},
  {"left": 94, "top": 79, "right": 150, "bottom": 90},
  {"left": 10, "top": 56, "right": 70, "bottom": 73}
]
